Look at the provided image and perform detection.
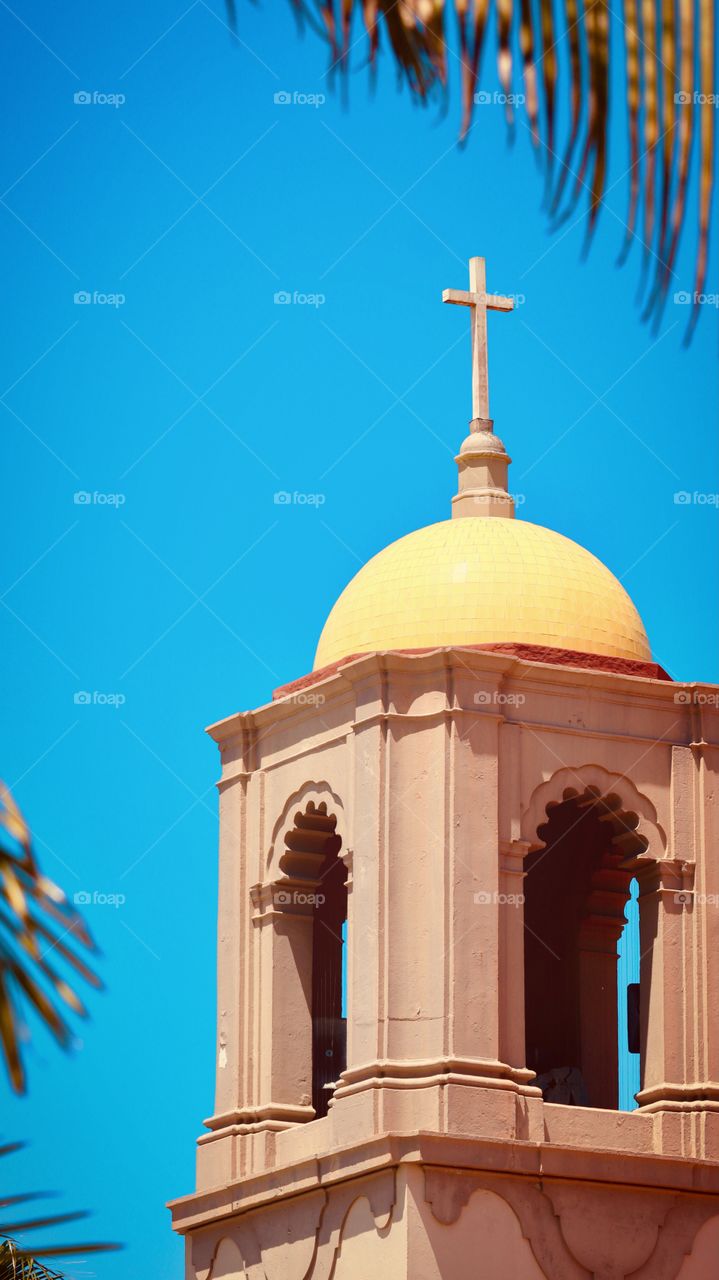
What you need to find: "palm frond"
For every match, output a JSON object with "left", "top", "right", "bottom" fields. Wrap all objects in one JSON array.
[
  {"left": 0, "top": 1145, "right": 121, "bottom": 1275},
  {"left": 0, "top": 784, "right": 100, "bottom": 1094},
  {"left": 693, "top": 0, "right": 715, "bottom": 338},
  {"left": 0, "top": 796, "right": 120, "bottom": 1272},
  {"left": 279, "top": 0, "right": 716, "bottom": 333},
  {"left": 618, "top": 0, "right": 641, "bottom": 264},
  {"left": 536, "top": 0, "right": 556, "bottom": 184},
  {"left": 519, "top": 0, "right": 540, "bottom": 144},
  {"left": 0, "top": 1239, "right": 63, "bottom": 1280},
  {"left": 550, "top": 0, "right": 584, "bottom": 218}
]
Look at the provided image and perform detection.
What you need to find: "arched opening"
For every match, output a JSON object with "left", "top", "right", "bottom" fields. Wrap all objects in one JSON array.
[
  {"left": 311, "top": 844, "right": 348, "bottom": 1117},
  {"left": 523, "top": 786, "right": 647, "bottom": 1110},
  {"left": 618, "top": 877, "right": 641, "bottom": 1109},
  {"left": 279, "top": 800, "right": 348, "bottom": 1119}
]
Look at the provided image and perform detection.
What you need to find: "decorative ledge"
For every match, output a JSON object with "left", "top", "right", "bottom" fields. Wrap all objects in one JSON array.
[{"left": 273, "top": 643, "right": 672, "bottom": 701}]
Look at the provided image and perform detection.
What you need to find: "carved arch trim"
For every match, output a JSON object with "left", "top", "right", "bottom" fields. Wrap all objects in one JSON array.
[
  {"left": 520, "top": 764, "right": 667, "bottom": 860},
  {"left": 423, "top": 1169, "right": 590, "bottom": 1280},
  {"left": 196, "top": 1171, "right": 397, "bottom": 1280},
  {"left": 266, "top": 781, "right": 349, "bottom": 881}
]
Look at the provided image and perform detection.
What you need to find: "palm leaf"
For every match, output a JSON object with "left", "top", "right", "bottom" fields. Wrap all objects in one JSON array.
[
  {"left": 662, "top": 0, "right": 695, "bottom": 289},
  {"left": 496, "top": 0, "right": 515, "bottom": 123},
  {"left": 536, "top": 0, "right": 557, "bottom": 191},
  {"left": 0, "top": 1143, "right": 122, "bottom": 1273},
  {"left": 0, "top": 1240, "right": 63, "bottom": 1280},
  {"left": 0, "top": 784, "right": 99, "bottom": 1094},
  {"left": 0, "top": 798, "right": 120, "bottom": 1272},
  {"left": 274, "top": 0, "right": 716, "bottom": 334},
  {"left": 0, "top": 1146, "right": 121, "bottom": 1275},
  {"left": 550, "top": 0, "right": 584, "bottom": 217},
  {"left": 617, "top": 0, "right": 641, "bottom": 263},
  {"left": 693, "top": 0, "right": 715, "bottom": 337},
  {"left": 519, "top": 0, "right": 540, "bottom": 144}
]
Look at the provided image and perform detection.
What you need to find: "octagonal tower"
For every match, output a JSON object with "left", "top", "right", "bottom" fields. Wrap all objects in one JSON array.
[{"left": 170, "top": 259, "right": 719, "bottom": 1280}]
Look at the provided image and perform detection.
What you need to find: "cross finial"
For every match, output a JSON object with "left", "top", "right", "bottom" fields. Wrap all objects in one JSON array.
[{"left": 443, "top": 257, "right": 514, "bottom": 422}]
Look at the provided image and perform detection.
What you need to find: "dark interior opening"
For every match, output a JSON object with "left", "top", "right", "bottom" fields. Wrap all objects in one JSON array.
[
  {"left": 311, "top": 846, "right": 348, "bottom": 1117},
  {"left": 280, "top": 799, "right": 348, "bottom": 1120},
  {"left": 524, "top": 790, "right": 638, "bottom": 1109}
]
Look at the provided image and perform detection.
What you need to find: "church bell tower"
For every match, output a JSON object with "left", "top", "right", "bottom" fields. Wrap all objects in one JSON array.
[{"left": 170, "top": 259, "right": 719, "bottom": 1280}]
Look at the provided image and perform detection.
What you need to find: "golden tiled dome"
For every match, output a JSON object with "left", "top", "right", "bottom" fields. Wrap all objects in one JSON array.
[{"left": 314, "top": 517, "right": 651, "bottom": 670}]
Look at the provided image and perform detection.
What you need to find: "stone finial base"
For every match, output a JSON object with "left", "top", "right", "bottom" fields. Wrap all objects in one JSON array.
[{"left": 453, "top": 418, "right": 514, "bottom": 519}]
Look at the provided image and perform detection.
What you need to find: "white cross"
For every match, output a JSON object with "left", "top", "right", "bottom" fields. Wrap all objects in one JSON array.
[{"left": 443, "top": 257, "right": 514, "bottom": 422}]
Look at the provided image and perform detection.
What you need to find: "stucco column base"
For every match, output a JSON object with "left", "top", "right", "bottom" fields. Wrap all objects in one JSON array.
[
  {"left": 333, "top": 1055, "right": 536, "bottom": 1097},
  {"left": 195, "top": 1071, "right": 544, "bottom": 1192},
  {"left": 636, "top": 1095, "right": 719, "bottom": 1161},
  {"left": 330, "top": 1071, "right": 543, "bottom": 1148}
]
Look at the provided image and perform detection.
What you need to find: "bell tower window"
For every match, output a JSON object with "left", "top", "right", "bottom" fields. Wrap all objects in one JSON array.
[
  {"left": 311, "top": 847, "right": 348, "bottom": 1117},
  {"left": 523, "top": 788, "right": 647, "bottom": 1110},
  {"left": 278, "top": 799, "right": 348, "bottom": 1120}
]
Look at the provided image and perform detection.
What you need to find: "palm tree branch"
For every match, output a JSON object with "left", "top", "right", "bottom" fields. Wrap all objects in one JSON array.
[{"left": 278, "top": 0, "right": 716, "bottom": 329}]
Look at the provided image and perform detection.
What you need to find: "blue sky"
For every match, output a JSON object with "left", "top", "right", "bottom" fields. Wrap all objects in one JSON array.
[{"left": 1, "top": 2, "right": 716, "bottom": 1276}]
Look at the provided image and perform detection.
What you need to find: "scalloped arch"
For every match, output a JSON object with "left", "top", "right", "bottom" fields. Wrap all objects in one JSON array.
[
  {"left": 521, "top": 764, "right": 667, "bottom": 857},
  {"left": 266, "top": 780, "right": 348, "bottom": 877}
]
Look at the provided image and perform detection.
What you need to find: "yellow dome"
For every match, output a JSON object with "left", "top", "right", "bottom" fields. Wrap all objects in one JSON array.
[{"left": 314, "top": 518, "right": 651, "bottom": 670}]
